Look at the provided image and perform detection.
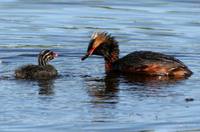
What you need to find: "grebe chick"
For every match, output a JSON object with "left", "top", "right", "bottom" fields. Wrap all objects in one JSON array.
[
  {"left": 15, "top": 49, "right": 58, "bottom": 80},
  {"left": 81, "top": 32, "right": 192, "bottom": 78}
]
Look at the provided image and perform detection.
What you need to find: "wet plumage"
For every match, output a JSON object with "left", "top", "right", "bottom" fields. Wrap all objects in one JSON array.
[
  {"left": 112, "top": 51, "right": 192, "bottom": 76},
  {"left": 15, "top": 49, "right": 58, "bottom": 80}
]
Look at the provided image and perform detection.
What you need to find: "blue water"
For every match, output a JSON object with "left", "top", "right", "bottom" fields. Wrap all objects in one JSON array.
[{"left": 0, "top": 0, "right": 200, "bottom": 131}]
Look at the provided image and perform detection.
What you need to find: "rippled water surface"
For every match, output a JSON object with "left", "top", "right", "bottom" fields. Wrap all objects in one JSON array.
[{"left": 0, "top": 0, "right": 200, "bottom": 131}]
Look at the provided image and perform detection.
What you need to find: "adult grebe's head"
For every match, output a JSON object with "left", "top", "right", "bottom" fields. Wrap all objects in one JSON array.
[
  {"left": 81, "top": 32, "right": 119, "bottom": 61},
  {"left": 38, "top": 49, "right": 58, "bottom": 66}
]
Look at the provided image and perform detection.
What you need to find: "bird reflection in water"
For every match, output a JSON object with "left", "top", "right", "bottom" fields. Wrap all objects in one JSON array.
[
  {"left": 119, "top": 73, "right": 187, "bottom": 98},
  {"left": 84, "top": 72, "right": 187, "bottom": 101},
  {"left": 84, "top": 73, "right": 119, "bottom": 105},
  {"left": 37, "top": 79, "right": 55, "bottom": 95},
  {"left": 118, "top": 73, "right": 186, "bottom": 87}
]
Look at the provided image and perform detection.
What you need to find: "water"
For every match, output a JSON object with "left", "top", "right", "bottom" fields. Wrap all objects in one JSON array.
[{"left": 0, "top": 0, "right": 199, "bottom": 131}]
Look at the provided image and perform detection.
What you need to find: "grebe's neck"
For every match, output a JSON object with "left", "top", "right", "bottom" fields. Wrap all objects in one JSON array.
[
  {"left": 104, "top": 41, "right": 119, "bottom": 72},
  {"left": 38, "top": 55, "right": 47, "bottom": 66},
  {"left": 37, "top": 49, "right": 57, "bottom": 66}
]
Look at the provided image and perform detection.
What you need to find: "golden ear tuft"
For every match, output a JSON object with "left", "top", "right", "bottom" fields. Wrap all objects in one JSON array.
[
  {"left": 91, "top": 32, "right": 110, "bottom": 40},
  {"left": 91, "top": 32, "right": 98, "bottom": 39}
]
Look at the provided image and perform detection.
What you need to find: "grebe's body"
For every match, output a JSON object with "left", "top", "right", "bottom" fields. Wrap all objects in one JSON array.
[
  {"left": 15, "top": 50, "right": 58, "bottom": 80},
  {"left": 112, "top": 51, "right": 192, "bottom": 77},
  {"left": 82, "top": 32, "right": 192, "bottom": 78}
]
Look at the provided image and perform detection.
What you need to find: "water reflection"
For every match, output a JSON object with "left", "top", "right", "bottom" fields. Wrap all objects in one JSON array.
[
  {"left": 119, "top": 74, "right": 184, "bottom": 98},
  {"left": 83, "top": 73, "right": 185, "bottom": 123},
  {"left": 84, "top": 73, "right": 119, "bottom": 104},
  {"left": 118, "top": 73, "right": 184, "bottom": 87},
  {"left": 84, "top": 73, "right": 186, "bottom": 101},
  {"left": 84, "top": 74, "right": 119, "bottom": 122},
  {"left": 37, "top": 79, "right": 55, "bottom": 95}
]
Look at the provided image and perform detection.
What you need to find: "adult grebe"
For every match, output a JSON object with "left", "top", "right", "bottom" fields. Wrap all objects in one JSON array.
[{"left": 82, "top": 32, "right": 192, "bottom": 78}]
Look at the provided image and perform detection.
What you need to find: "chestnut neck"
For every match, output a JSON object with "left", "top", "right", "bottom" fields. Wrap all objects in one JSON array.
[{"left": 103, "top": 40, "right": 119, "bottom": 72}]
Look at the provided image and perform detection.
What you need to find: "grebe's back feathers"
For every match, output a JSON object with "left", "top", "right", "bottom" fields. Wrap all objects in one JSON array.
[
  {"left": 15, "top": 64, "right": 57, "bottom": 80},
  {"left": 112, "top": 51, "right": 192, "bottom": 76}
]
